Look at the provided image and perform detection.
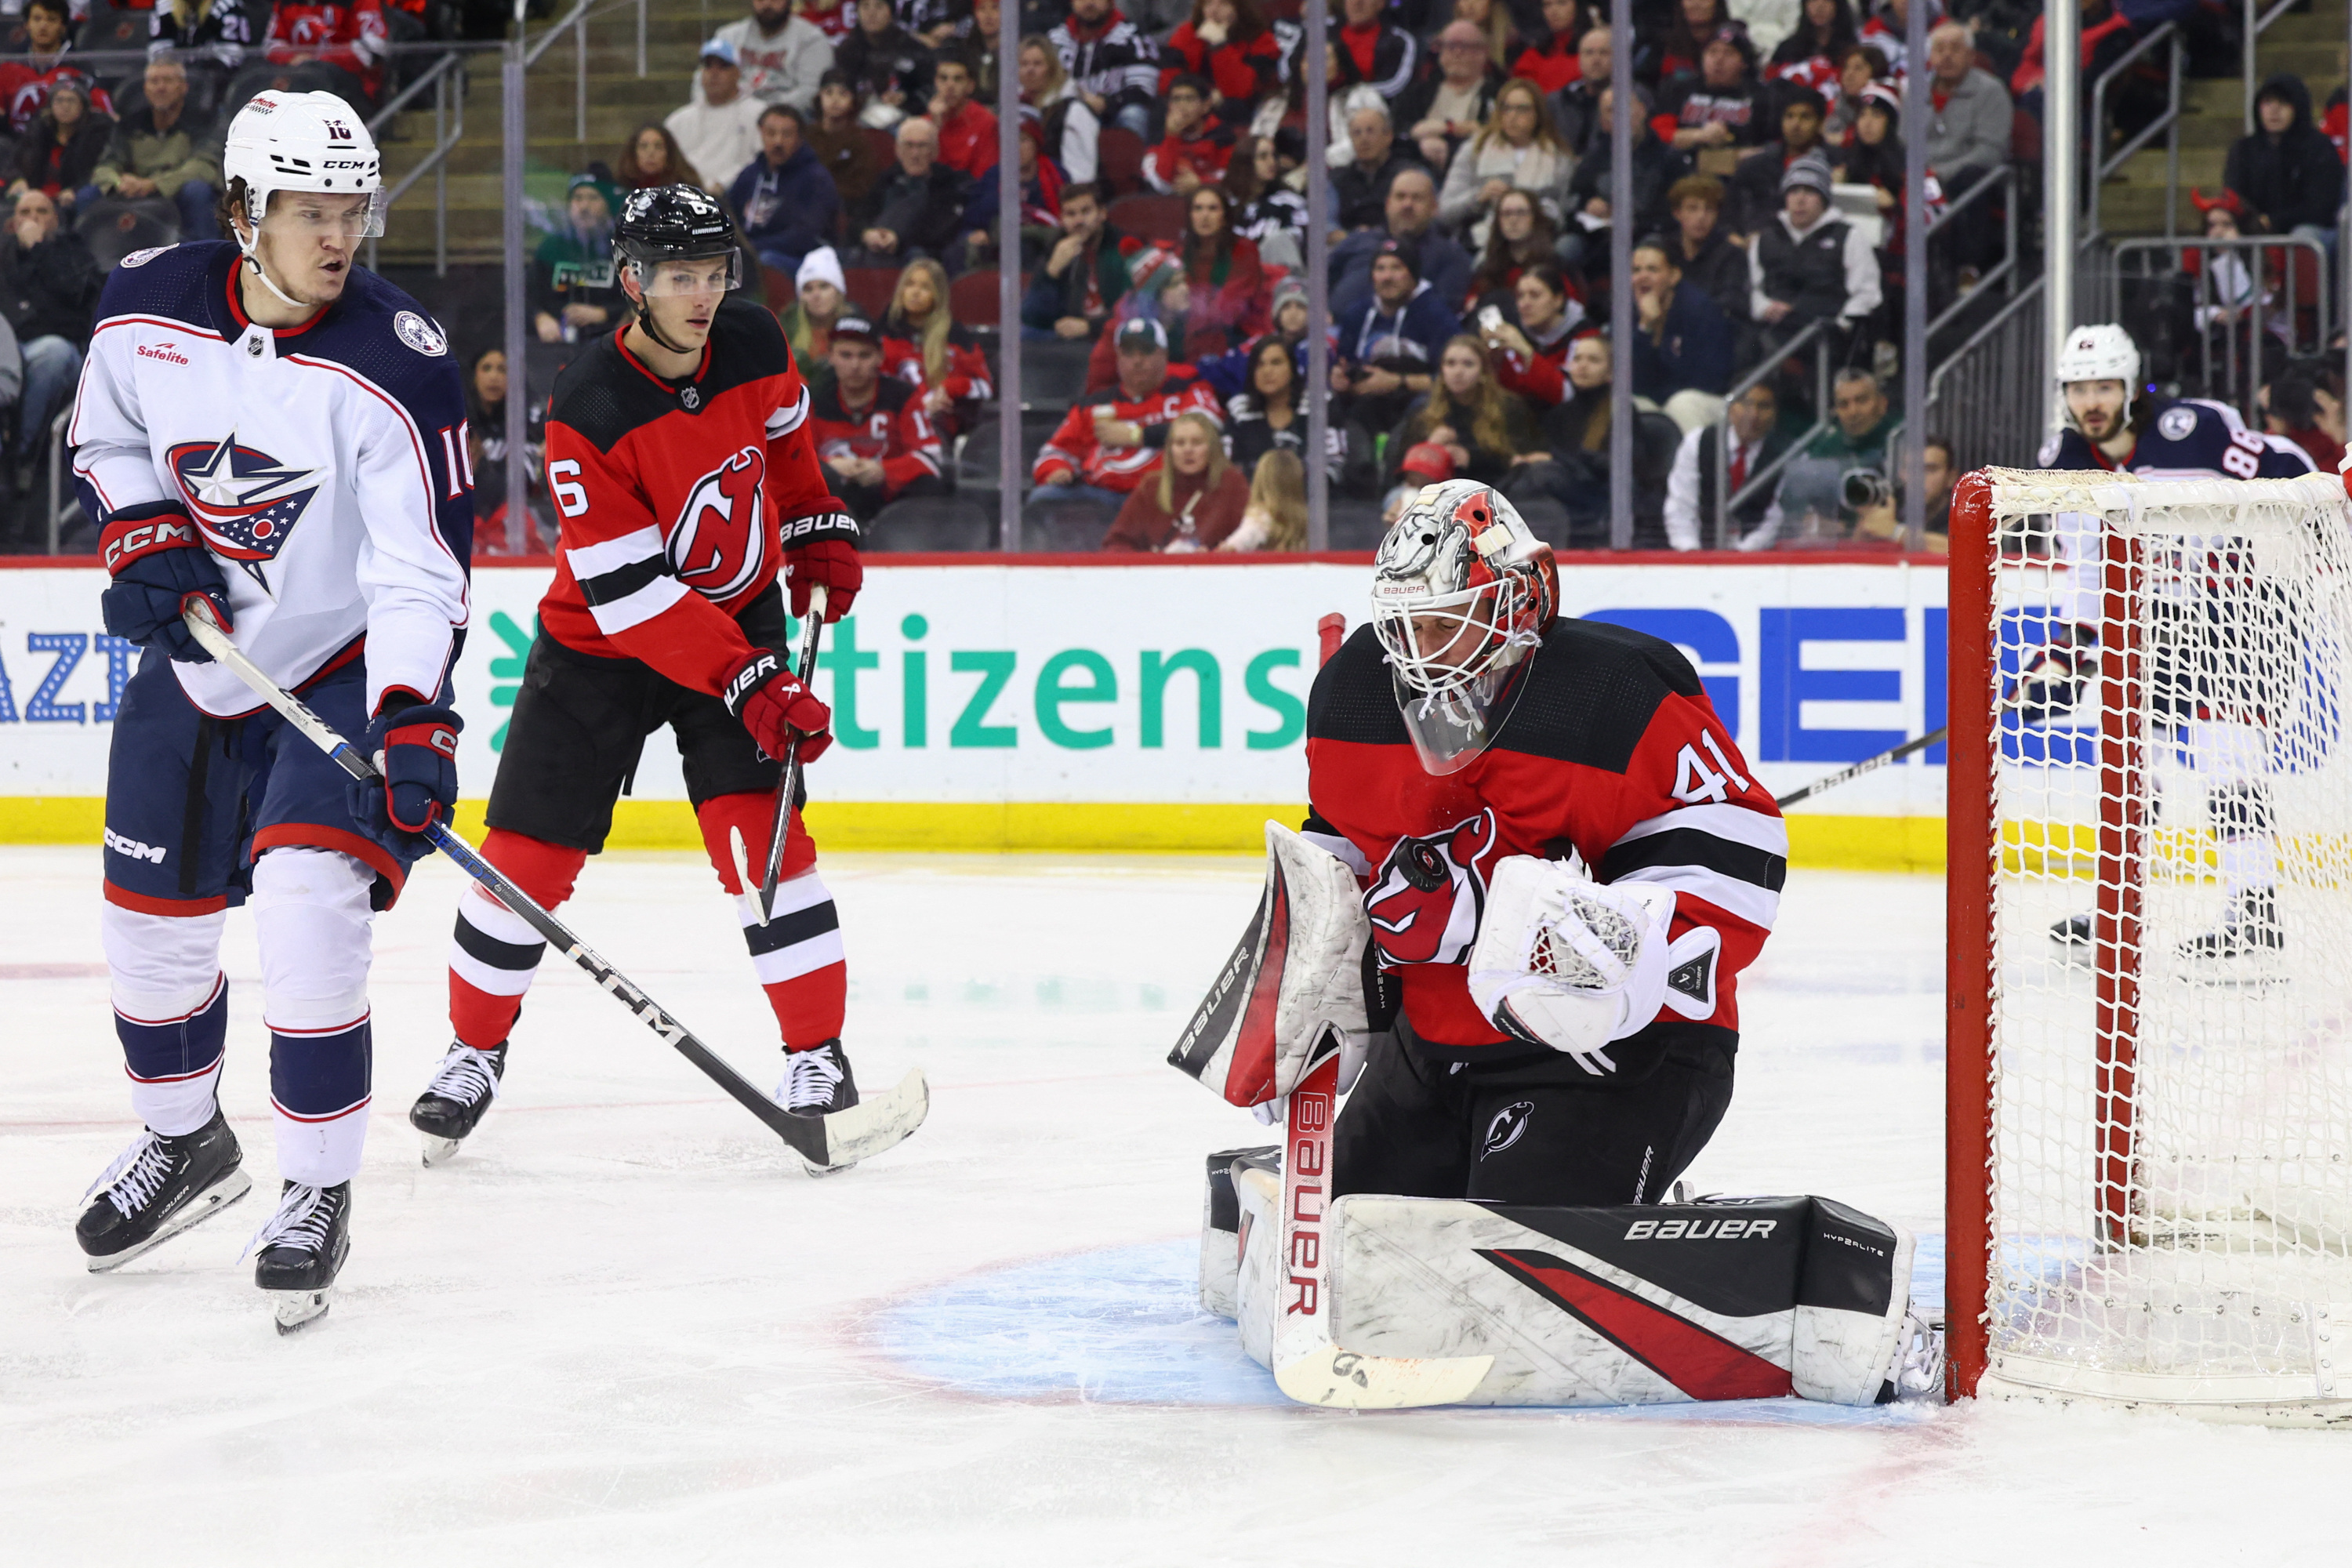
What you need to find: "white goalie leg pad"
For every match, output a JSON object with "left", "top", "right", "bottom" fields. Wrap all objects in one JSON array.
[
  {"left": 1229, "top": 1159, "right": 1286, "bottom": 1370},
  {"left": 1199, "top": 1145, "right": 1276, "bottom": 1319},
  {"left": 1468, "top": 855, "right": 1678, "bottom": 1074},
  {"left": 1168, "top": 822, "right": 1374, "bottom": 1108},
  {"left": 1789, "top": 1197, "right": 1921, "bottom": 1404}
]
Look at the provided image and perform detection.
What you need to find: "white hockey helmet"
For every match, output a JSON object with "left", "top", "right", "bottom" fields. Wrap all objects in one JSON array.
[
  {"left": 1370, "top": 481, "right": 1559, "bottom": 776},
  {"left": 222, "top": 91, "right": 387, "bottom": 237},
  {"left": 2055, "top": 322, "right": 2140, "bottom": 393}
]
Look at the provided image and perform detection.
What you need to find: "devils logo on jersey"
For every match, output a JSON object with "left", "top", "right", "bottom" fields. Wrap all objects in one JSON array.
[
  {"left": 1365, "top": 809, "right": 1498, "bottom": 966},
  {"left": 167, "top": 434, "right": 321, "bottom": 564},
  {"left": 667, "top": 445, "right": 767, "bottom": 601}
]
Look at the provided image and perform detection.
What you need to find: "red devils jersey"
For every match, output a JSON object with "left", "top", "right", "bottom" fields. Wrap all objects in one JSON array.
[
  {"left": 537, "top": 298, "right": 848, "bottom": 695},
  {"left": 805, "top": 376, "right": 944, "bottom": 499},
  {"left": 1305, "top": 619, "right": 1784, "bottom": 1069},
  {"left": 1032, "top": 370, "right": 1225, "bottom": 492},
  {"left": 880, "top": 325, "right": 994, "bottom": 408}
]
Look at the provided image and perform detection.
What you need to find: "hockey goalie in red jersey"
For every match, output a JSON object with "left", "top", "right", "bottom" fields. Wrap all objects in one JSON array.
[
  {"left": 411, "top": 185, "right": 886, "bottom": 1168},
  {"left": 1307, "top": 479, "right": 1783, "bottom": 1207}
]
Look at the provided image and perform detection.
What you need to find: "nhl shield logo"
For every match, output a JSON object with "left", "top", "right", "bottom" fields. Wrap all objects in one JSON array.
[{"left": 168, "top": 434, "right": 321, "bottom": 567}]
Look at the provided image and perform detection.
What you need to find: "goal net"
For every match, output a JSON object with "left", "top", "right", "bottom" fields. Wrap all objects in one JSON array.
[{"left": 1947, "top": 466, "right": 2352, "bottom": 1421}]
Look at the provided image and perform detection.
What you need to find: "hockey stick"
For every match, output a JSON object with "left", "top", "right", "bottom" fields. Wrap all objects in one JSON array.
[
  {"left": 1269, "top": 1044, "right": 1495, "bottom": 1409},
  {"left": 756, "top": 585, "right": 829, "bottom": 925},
  {"left": 179, "top": 604, "right": 927, "bottom": 1172},
  {"left": 1773, "top": 726, "right": 1949, "bottom": 810}
]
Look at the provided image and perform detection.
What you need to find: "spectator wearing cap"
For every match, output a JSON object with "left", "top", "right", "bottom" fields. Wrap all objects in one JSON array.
[
  {"left": 1330, "top": 100, "right": 1428, "bottom": 233},
  {"left": 1334, "top": 236, "right": 1462, "bottom": 432},
  {"left": 710, "top": 0, "right": 836, "bottom": 113},
  {"left": 1659, "top": 24, "right": 1766, "bottom": 156},
  {"left": 783, "top": 246, "right": 847, "bottom": 398},
  {"left": 668, "top": 38, "right": 770, "bottom": 194},
  {"left": 1730, "top": 82, "right": 1828, "bottom": 235},
  {"left": 808, "top": 313, "right": 949, "bottom": 523},
  {"left": 1563, "top": 83, "right": 1690, "bottom": 274},
  {"left": 1399, "top": 21, "right": 1504, "bottom": 174},
  {"left": 1330, "top": 165, "right": 1474, "bottom": 320},
  {"left": 532, "top": 173, "right": 624, "bottom": 344},
  {"left": 1033, "top": 315, "right": 1227, "bottom": 509},
  {"left": 728, "top": 103, "right": 841, "bottom": 279},
  {"left": 848, "top": 116, "right": 973, "bottom": 267},
  {"left": 9, "top": 74, "right": 107, "bottom": 216},
  {"left": 1083, "top": 249, "right": 1232, "bottom": 390},
  {"left": 808, "top": 68, "right": 887, "bottom": 209},
  {"left": 1749, "top": 151, "right": 1880, "bottom": 349},
  {"left": 1022, "top": 180, "right": 1134, "bottom": 341}
]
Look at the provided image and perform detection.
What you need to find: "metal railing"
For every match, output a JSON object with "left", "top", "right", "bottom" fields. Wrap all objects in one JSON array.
[
  {"left": 1925, "top": 276, "right": 2048, "bottom": 477},
  {"left": 1922, "top": 164, "right": 2020, "bottom": 341},
  {"left": 521, "top": 0, "right": 650, "bottom": 144},
  {"left": 2085, "top": 23, "right": 2184, "bottom": 240},
  {"left": 365, "top": 45, "right": 505, "bottom": 277},
  {"left": 1708, "top": 317, "right": 1835, "bottom": 548},
  {"left": 2107, "top": 233, "right": 2332, "bottom": 425},
  {"left": 2245, "top": 0, "right": 2303, "bottom": 130}
]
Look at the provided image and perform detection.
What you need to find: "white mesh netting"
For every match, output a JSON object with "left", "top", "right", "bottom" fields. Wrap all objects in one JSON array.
[{"left": 1980, "top": 468, "right": 2352, "bottom": 1413}]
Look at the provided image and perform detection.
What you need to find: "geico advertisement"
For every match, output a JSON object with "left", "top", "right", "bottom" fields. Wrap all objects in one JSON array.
[{"left": 0, "top": 561, "right": 1952, "bottom": 812}]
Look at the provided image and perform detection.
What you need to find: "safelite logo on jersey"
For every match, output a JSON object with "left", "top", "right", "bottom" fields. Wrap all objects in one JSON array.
[{"left": 135, "top": 343, "right": 190, "bottom": 366}]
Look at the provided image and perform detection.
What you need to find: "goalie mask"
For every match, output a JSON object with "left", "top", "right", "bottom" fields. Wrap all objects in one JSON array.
[{"left": 1370, "top": 482, "right": 1559, "bottom": 776}]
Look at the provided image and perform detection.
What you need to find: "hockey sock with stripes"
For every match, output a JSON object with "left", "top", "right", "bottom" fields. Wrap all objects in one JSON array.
[
  {"left": 447, "top": 829, "right": 588, "bottom": 1050},
  {"left": 696, "top": 792, "right": 848, "bottom": 1049}
]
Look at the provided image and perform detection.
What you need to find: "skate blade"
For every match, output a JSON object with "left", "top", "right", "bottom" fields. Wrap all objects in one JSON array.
[
  {"left": 419, "top": 1133, "right": 463, "bottom": 1167},
  {"left": 83, "top": 1168, "right": 253, "bottom": 1274},
  {"left": 270, "top": 1288, "right": 333, "bottom": 1335},
  {"left": 800, "top": 1156, "right": 858, "bottom": 1178}
]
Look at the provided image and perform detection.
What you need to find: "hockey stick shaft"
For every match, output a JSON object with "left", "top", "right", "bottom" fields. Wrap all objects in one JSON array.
[
  {"left": 176, "top": 604, "right": 841, "bottom": 1165},
  {"left": 1773, "top": 725, "right": 1950, "bottom": 809},
  {"left": 758, "top": 584, "right": 828, "bottom": 922}
]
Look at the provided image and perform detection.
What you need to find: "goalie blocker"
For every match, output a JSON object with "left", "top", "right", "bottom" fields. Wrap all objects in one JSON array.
[{"left": 1200, "top": 1151, "right": 1940, "bottom": 1407}]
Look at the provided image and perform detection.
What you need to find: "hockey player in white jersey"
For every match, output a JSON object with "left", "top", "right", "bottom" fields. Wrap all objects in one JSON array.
[
  {"left": 69, "top": 91, "right": 472, "bottom": 1331},
  {"left": 2028, "top": 324, "right": 2313, "bottom": 962}
]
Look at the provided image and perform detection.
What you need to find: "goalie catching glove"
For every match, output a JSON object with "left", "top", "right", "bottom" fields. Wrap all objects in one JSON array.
[{"left": 1468, "top": 855, "right": 1718, "bottom": 1076}]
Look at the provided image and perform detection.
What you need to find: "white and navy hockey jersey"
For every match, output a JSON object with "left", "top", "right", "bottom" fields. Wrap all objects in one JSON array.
[
  {"left": 2037, "top": 397, "right": 2317, "bottom": 481},
  {"left": 71, "top": 241, "right": 474, "bottom": 719}
]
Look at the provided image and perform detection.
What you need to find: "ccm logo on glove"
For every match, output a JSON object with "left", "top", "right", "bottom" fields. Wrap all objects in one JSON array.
[
  {"left": 100, "top": 514, "right": 199, "bottom": 572},
  {"left": 347, "top": 695, "right": 464, "bottom": 848}
]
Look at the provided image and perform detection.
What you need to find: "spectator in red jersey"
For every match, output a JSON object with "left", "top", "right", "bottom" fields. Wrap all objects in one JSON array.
[
  {"left": 1512, "top": 0, "right": 1588, "bottom": 96},
  {"left": 1035, "top": 315, "right": 1225, "bottom": 505},
  {"left": 0, "top": 0, "right": 91, "bottom": 136},
  {"left": 800, "top": 0, "right": 853, "bottom": 44},
  {"left": 253, "top": 0, "right": 391, "bottom": 110},
  {"left": 1178, "top": 184, "right": 1269, "bottom": 347},
  {"left": 2263, "top": 364, "right": 2346, "bottom": 474},
  {"left": 926, "top": 48, "right": 998, "bottom": 179},
  {"left": 808, "top": 314, "right": 948, "bottom": 521},
  {"left": 955, "top": 117, "right": 1064, "bottom": 271},
  {"left": 1159, "top": 0, "right": 1283, "bottom": 127},
  {"left": 9, "top": 75, "right": 105, "bottom": 215},
  {"left": 1103, "top": 409, "right": 1250, "bottom": 550},
  {"left": 1329, "top": 0, "right": 1424, "bottom": 110},
  {"left": 880, "top": 256, "right": 994, "bottom": 436},
  {"left": 1144, "top": 74, "right": 1235, "bottom": 195},
  {"left": 1658, "top": 23, "right": 1765, "bottom": 156}
]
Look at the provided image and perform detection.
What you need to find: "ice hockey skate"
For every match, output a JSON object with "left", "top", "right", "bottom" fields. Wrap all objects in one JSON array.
[
  {"left": 248, "top": 1181, "right": 352, "bottom": 1334},
  {"left": 75, "top": 1109, "right": 252, "bottom": 1272},
  {"left": 2175, "top": 887, "right": 2285, "bottom": 978},
  {"left": 779, "top": 1040, "right": 859, "bottom": 1174},
  {"left": 409, "top": 1042, "right": 507, "bottom": 1166}
]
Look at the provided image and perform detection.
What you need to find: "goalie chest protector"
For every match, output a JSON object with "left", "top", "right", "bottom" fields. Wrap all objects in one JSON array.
[{"left": 1304, "top": 620, "right": 1784, "bottom": 1062}]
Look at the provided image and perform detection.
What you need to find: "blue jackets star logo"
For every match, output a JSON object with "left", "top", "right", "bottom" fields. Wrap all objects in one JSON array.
[{"left": 166, "top": 434, "right": 321, "bottom": 561}]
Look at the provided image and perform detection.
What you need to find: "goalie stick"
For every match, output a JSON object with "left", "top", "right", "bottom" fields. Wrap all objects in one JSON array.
[
  {"left": 180, "top": 604, "right": 927, "bottom": 1172},
  {"left": 756, "top": 584, "right": 829, "bottom": 925},
  {"left": 1773, "top": 727, "right": 1949, "bottom": 809}
]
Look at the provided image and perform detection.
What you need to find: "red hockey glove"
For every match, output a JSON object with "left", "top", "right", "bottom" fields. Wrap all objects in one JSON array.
[
  {"left": 722, "top": 647, "right": 834, "bottom": 763},
  {"left": 781, "top": 515, "right": 862, "bottom": 622},
  {"left": 347, "top": 695, "right": 463, "bottom": 851},
  {"left": 98, "top": 504, "right": 233, "bottom": 665}
]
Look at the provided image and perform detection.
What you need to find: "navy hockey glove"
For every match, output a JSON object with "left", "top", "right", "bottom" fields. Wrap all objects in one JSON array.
[
  {"left": 346, "top": 695, "right": 463, "bottom": 851},
  {"left": 722, "top": 647, "right": 833, "bottom": 764},
  {"left": 2006, "top": 623, "right": 2100, "bottom": 727},
  {"left": 780, "top": 510, "right": 862, "bottom": 622},
  {"left": 98, "top": 505, "right": 232, "bottom": 664}
]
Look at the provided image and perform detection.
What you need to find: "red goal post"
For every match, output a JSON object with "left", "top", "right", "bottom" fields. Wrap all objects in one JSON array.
[{"left": 1947, "top": 464, "right": 2352, "bottom": 1422}]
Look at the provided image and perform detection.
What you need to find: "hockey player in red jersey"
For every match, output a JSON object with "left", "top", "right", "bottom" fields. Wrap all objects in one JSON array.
[
  {"left": 808, "top": 313, "right": 946, "bottom": 521},
  {"left": 1304, "top": 481, "right": 1783, "bottom": 1205},
  {"left": 410, "top": 185, "right": 880, "bottom": 1168}
]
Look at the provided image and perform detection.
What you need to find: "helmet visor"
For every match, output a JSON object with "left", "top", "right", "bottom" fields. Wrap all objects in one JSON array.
[
  {"left": 627, "top": 249, "right": 742, "bottom": 298},
  {"left": 259, "top": 188, "right": 388, "bottom": 239},
  {"left": 1372, "top": 580, "right": 1537, "bottom": 775}
]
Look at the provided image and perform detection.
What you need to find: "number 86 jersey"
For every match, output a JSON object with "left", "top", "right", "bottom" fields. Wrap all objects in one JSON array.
[{"left": 1302, "top": 619, "right": 1786, "bottom": 1069}]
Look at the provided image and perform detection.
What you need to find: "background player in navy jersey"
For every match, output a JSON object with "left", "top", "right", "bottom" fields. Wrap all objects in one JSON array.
[
  {"left": 70, "top": 92, "right": 474, "bottom": 1330},
  {"left": 1299, "top": 481, "right": 1783, "bottom": 1205},
  {"left": 2031, "top": 324, "right": 2314, "bottom": 963},
  {"left": 409, "top": 186, "right": 884, "bottom": 1173}
]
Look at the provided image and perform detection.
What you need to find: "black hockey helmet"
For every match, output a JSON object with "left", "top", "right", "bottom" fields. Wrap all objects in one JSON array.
[{"left": 613, "top": 184, "right": 741, "bottom": 348}]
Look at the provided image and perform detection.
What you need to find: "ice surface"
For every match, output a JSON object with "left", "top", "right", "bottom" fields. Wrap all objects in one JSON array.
[{"left": 2, "top": 846, "right": 2344, "bottom": 1564}]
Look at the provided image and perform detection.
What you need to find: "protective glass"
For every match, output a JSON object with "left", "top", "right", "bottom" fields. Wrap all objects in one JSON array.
[
  {"left": 630, "top": 251, "right": 743, "bottom": 298},
  {"left": 259, "top": 188, "right": 389, "bottom": 239}
]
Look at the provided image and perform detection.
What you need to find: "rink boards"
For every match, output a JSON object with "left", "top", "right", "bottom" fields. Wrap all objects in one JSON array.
[{"left": 0, "top": 554, "right": 1952, "bottom": 863}]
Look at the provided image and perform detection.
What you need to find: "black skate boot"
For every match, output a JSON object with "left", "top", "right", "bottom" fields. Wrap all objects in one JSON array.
[
  {"left": 75, "top": 1107, "right": 252, "bottom": 1272},
  {"left": 2051, "top": 912, "right": 2094, "bottom": 951},
  {"left": 409, "top": 1041, "right": 506, "bottom": 1167},
  {"left": 249, "top": 1181, "right": 352, "bottom": 1334},
  {"left": 2178, "top": 887, "right": 2285, "bottom": 966},
  {"left": 779, "top": 1040, "right": 861, "bottom": 1175}
]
